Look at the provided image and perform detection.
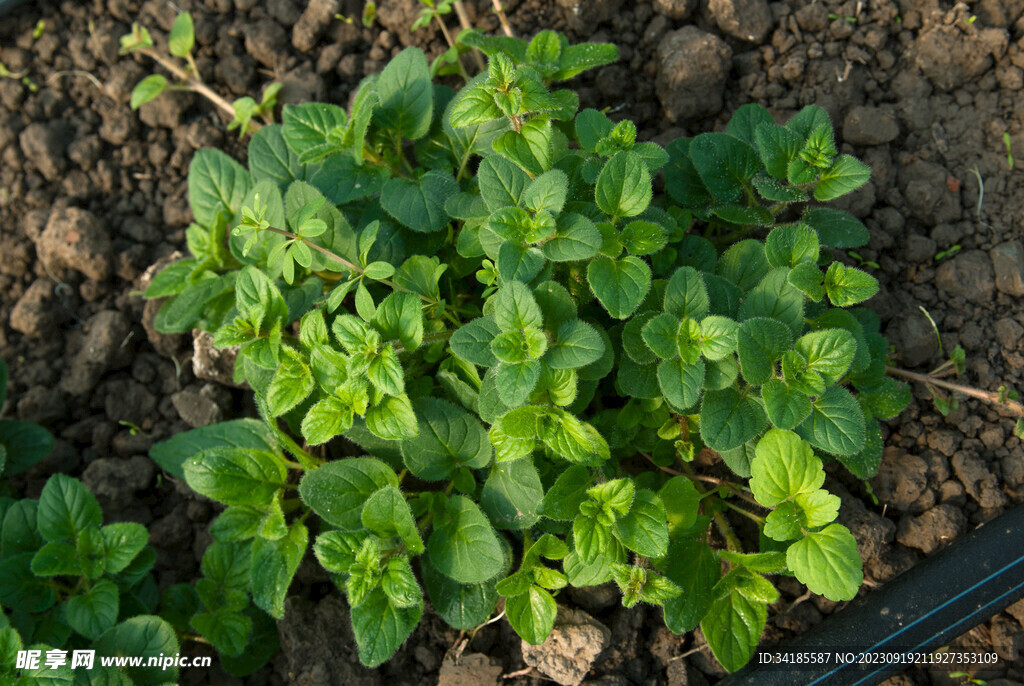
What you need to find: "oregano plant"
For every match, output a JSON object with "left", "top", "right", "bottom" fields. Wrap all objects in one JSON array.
[{"left": 146, "top": 29, "right": 909, "bottom": 672}]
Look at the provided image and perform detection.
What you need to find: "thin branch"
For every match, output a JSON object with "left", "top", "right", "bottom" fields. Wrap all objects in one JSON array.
[
  {"left": 452, "top": 1, "right": 486, "bottom": 71},
  {"left": 491, "top": 0, "right": 514, "bottom": 37},
  {"left": 137, "top": 47, "right": 253, "bottom": 130},
  {"left": 886, "top": 366, "right": 1024, "bottom": 417},
  {"left": 433, "top": 12, "right": 469, "bottom": 79}
]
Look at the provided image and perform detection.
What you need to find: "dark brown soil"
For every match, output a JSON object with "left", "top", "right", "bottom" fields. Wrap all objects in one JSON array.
[{"left": 3, "top": 0, "right": 1024, "bottom": 684}]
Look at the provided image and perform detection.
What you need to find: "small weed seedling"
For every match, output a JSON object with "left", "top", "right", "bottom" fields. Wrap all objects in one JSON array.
[
  {"left": 146, "top": 30, "right": 912, "bottom": 675},
  {"left": 934, "top": 244, "right": 962, "bottom": 262},
  {"left": 1004, "top": 132, "right": 1015, "bottom": 169}
]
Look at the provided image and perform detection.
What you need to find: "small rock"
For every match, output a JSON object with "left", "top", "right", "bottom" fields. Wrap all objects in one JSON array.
[
  {"left": 995, "top": 317, "right": 1024, "bottom": 349},
  {"left": 891, "top": 310, "right": 938, "bottom": 367},
  {"left": 656, "top": 27, "right": 732, "bottom": 122},
  {"left": 555, "top": 0, "right": 624, "bottom": 34},
  {"left": 172, "top": 384, "right": 228, "bottom": 428},
  {"left": 870, "top": 448, "right": 929, "bottom": 512},
  {"left": 103, "top": 379, "right": 157, "bottom": 428},
  {"left": 278, "top": 595, "right": 380, "bottom": 686},
  {"left": 895, "top": 504, "right": 966, "bottom": 554},
  {"left": 991, "top": 616, "right": 1024, "bottom": 661},
  {"left": 37, "top": 207, "right": 113, "bottom": 282},
  {"left": 935, "top": 250, "right": 995, "bottom": 304},
  {"left": 835, "top": 482, "right": 894, "bottom": 561},
  {"left": 9, "top": 279, "right": 66, "bottom": 338},
  {"left": 245, "top": 19, "right": 288, "bottom": 68},
  {"left": 16, "top": 386, "right": 66, "bottom": 426},
  {"left": 82, "top": 455, "right": 156, "bottom": 508},
  {"left": 904, "top": 234, "right": 937, "bottom": 264},
  {"left": 652, "top": 0, "right": 697, "bottom": 20},
  {"left": 438, "top": 652, "right": 503, "bottom": 686},
  {"left": 980, "top": 426, "right": 1005, "bottom": 452},
  {"left": 192, "top": 331, "right": 241, "bottom": 386},
  {"left": 899, "top": 161, "right": 962, "bottom": 225},
  {"left": 522, "top": 607, "right": 610, "bottom": 686},
  {"left": 61, "top": 310, "right": 132, "bottom": 396},
  {"left": 915, "top": 25, "right": 1008, "bottom": 92},
  {"left": 293, "top": 0, "right": 339, "bottom": 52},
  {"left": 707, "top": 0, "right": 772, "bottom": 43},
  {"left": 990, "top": 240, "right": 1024, "bottom": 296},
  {"left": 19, "top": 121, "right": 68, "bottom": 181},
  {"left": 952, "top": 451, "right": 1007, "bottom": 509},
  {"left": 794, "top": 3, "right": 829, "bottom": 31},
  {"left": 843, "top": 106, "right": 899, "bottom": 145}
]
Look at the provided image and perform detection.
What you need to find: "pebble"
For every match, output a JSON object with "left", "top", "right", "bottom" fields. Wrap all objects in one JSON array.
[
  {"left": 656, "top": 27, "right": 732, "bottom": 122},
  {"left": 990, "top": 240, "right": 1024, "bottom": 296}
]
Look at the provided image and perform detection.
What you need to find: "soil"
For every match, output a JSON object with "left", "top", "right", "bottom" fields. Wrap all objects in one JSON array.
[{"left": 2, "top": 0, "right": 1024, "bottom": 684}]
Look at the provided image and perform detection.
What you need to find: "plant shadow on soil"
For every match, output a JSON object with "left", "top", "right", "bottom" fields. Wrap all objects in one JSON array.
[{"left": 3, "top": 0, "right": 1024, "bottom": 684}]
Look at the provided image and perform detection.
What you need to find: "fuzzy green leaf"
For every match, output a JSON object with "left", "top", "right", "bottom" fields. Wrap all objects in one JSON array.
[
  {"left": 588, "top": 256, "right": 651, "bottom": 319},
  {"left": 699, "top": 388, "right": 768, "bottom": 453},
  {"left": 428, "top": 495, "right": 504, "bottom": 584},
  {"left": 787, "top": 524, "right": 862, "bottom": 601},
  {"left": 298, "top": 458, "right": 398, "bottom": 530},
  {"left": 184, "top": 448, "right": 286, "bottom": 507},
  {"left": 401, "top": 398, "right": 491, "bottom": 481},
  {"left": 595, "top": 151, "right": 652, "bottom": 218},
  {"left": 350, "top": 588, "right": 423, "bottom": 668},
  {"left": 796, "top": 386, "right": 867, "bottom": 456},
  {"left": 749, "top": 429, "right": 824, "bottom": 507}
]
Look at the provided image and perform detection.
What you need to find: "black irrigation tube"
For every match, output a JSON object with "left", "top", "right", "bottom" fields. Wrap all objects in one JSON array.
[
  {"left": 0, "top": 0, "right": 27, "bottom": 16},
  {"left": 720, "top": 503, "right": 1024, "bottom": 686}
]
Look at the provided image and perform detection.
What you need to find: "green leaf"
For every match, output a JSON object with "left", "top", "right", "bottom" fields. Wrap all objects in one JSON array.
[
  {"left": 362, "top": 486, "right": 424, "bottom": 555},
  {"left": 765, "top": 224, "right": 819, "bottom": 268},
  {"left": 788, "top": 261, "right": 826, "bottom": 301},
  {"left": 188, "top": 149, "right": 252, "bottom": 228},
  {"left": 595, "top": 151, "right": 651, "bottom": 218},
  {"left": 763, "top": 501, "right": 804, "bottom": 541},
  {"left": 481, "top": 458, "right": 543, "bottom": 530},
  {"left": 350, "top": 588, "right": 423, "bottom": 668},
  {"left": 699, "top": 388, "right": 768, "bottom": 453},
  {"left": 374, "top": 47, "right": 433, "bottom": 140},
  {"left": 657, "top": 538, "right": 719, "bottom": 633},
  {"left": 95, "top": 616, "right": 180, "bottom": 685},
  {"left": 494, "top": 360, "right": 541, "bottom": 407},
  {"left": 76, "top": 527, "right": 106, "bottom": 579},
  {"left": 282, "top": 103, "right": 347, "bottom": 162},
  {"left": 129, "top": 74, "right": 167, "bottom": 110},
  {"left": 249, "top": 125, "right": 308, "bottom": 188},
  {"left": 802, "top": 207, "right": 869, "bottom": 249},
  {"left": 184, "top": 448, "right": 286, "bottom": 507},
  {"left": 657, "top": 357, "right": 705, "bottom": 411},
  {"left": 150, "top": 418, "right": 277, "bottom": 481},
  {"left": 727, "top": 104, "right": 775, "bottom": 145},
  {"left": 736, "top": 317, "right": 793, "bottom": 386},
  {"left": 698, "top": 316, "right": 738, "bottom": 361},
  {"left": 365, "top": 394, "right": 420, "bottom": 441},
  {"left": 477, "top": 154, "right": 529, "bottom": 211},
  {"left": 659, "top": 477, "right": 703, "bottom": 539},
  {"left": 839, "top": 417, "right": 883, "bottom": 479},
  {"left": 642, "top": 313, "right": 680, "bottom": 359},
  {"left": 311, "top": 154, "right": 389, "bottom": 204},
  {"left": 421, "top": 554, "right": 500, "bottom": 631},
  {"left": 168, "top": 12, "right": 195, "bottom": 57},
  {"left": 449, "top": 81, "right": 503, "bottom": 127},
  {"left": 749, "top": 429, "right": 824, "bottom": 506},
  {"left": 717, "top": 239, "right": 769, "bottom": 291},
  {"left": 554, "top": 41, "right": 618, "bottom": 80},
  {"left": 382, "top": 557, "right": 423, "bottom": 608},
  {"left": 794, "top": 489, "right": 841, "bottom": 528},
  {"left": 796, "top": 386, "right": 867, "bottom": 456},
  {"left": 700, "top": 590, "right": 766, "bottom": 673},
  {"left": 614, "top": 489, "right": 669, "bottom": 558},
  {"left": 505, "top": 586, "right": 557, "bottom": 645},
  {"left": 380, "top": 170, "right": 457, "bottom": 233},
  {"left": 493, "top": 281, "right": 543, "bottom": 330},
  {"left": 251, "top": 520, "right": 307, "bottom": 619},
  {"left": 192, "top": 609, "right": 252, "bottom": 657},
  {"left": 301, "top": 397, "right": 353, "bottom": 446},
  {"left": 588, "top": 256, "right": 651, "bottom": 319},
  {"left": 0, "top": 552, "right": 56, "bottom": 612},
  {"left": 2, "top": 499, "right": 42, "bottom": 555},
  {"left": 814, "top": 155, "right": 870, "bottom": 201},
  {"left": 539, "top": 464, "right": 592, "bottom": 521},
  {"left": 265, "top": 348, "right": 314, "bottom": 417},
  {"left": 620, "top": 220, "right": 667, "bottom": 255},
  {"left": 0, "top": 419, "right": 52, "bottom": 477},
  {"left": 787, "top": 524, "right": 862, "bottom": 601},
  {"left": 37, "top": 474, "right": 102, "bottom": 543},
  {"left": 761, "top": 379, "right": 813, "bottom": 430},
  {"left": 543, "top": 212, "right": 602, "bottom": 262},
  {"left": 795, "top": 329, "right": 856, "bottom": 385},
  {"left": 367, "top": 346, "right": 405, "bottom": 397},
  {"left": 755, "top": 122, "right": 804, "bottom": 179},
  {"left": 824, "top": 262, "right": 879, "bottom": 307},
  {"left": 689, "top": 133, "right": 760, "bottom": 203},
  {"left": 493, "top": 118, "right": 554, "bottom": 175},
  {"left": 547, "top": 320, "right": 604, "bottom": 369},
  {"left": 575, "top": 108, "right": 612, "bottom": 152},
  {"left": 450, "top": 317, "right": 501, "bottom": 367},
  {"left": 101, "top": 522, "right": 149, "bottom": 574},
  {"left": 427, "top": 495, "right": 504, "bottom": 584},
  {"left": 401, "top": 397, "right": 491, "bottom": 481},
  {"left": 298, "top": 457, "right": 398, "bottom": 530},
  {"left": 66, "top": 578, "right": 119, "bottom": 640}
]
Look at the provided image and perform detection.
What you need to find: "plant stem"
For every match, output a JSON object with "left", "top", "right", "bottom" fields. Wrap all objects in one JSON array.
[
  {"left": 886, "top": 366, "right": 1024, "bottom": 417},
  {"left": 720, "top": 499, "right": 765, "bottom": 524},
  {"left": 137, "top": 47, "right": 249, "bottom": 130},
  {"left": 452, "top": 1, "right": 486, "bottom": 71},
  {"left": 433, "top": 13, "right": 469, "bottom": 80},
  {"left": 491, "top": 0, "right": 514, "bottom": 37},
  {"left": 712, "top": 511, "right": 743, "bottom": 553}
]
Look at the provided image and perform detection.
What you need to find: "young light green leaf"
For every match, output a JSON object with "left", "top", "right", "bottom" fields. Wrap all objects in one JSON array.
[
  {"left": 365, "top": 394, "right": 420, "bottom": 441},
  {"left": 362, "top": 486, "right": 423, "bottom": 554},
  {"left": 266, "top": 348, "right": 314, "bottom": 417},
  {"left": 814, "top": 155, "right": 870, "bottom": 201},
  {"left": 505, "top": 585, "right": 557, "bottom": 645},
  {"left": 749, "top": 429, "right": 824, "bottom": 506},
  {"left": 539, "top": 464, "right": 592, "bottom": 521},
  {"left": 130, "top": 74, "right": 167, "bottom": 110},
  {"left": 613, "top": 489, "right": 669, "bottom": 559},
  {"left": 795, "top": 329, "right": 856, "bottom": 385},
  {"left": 168, "top": 12, "right": 195, "bottom": 57},
  {"left": 787, "top": 524, "right": 862, "bottom": 601},
  {"left": 824, "top": 262, "right": 879, "bottom": 307},
  {"left": 700, "top": 590, "right": 767, "bottom": 673},
  {"left": 761, "top": 379, "right": 813, "bottom": 430}
]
